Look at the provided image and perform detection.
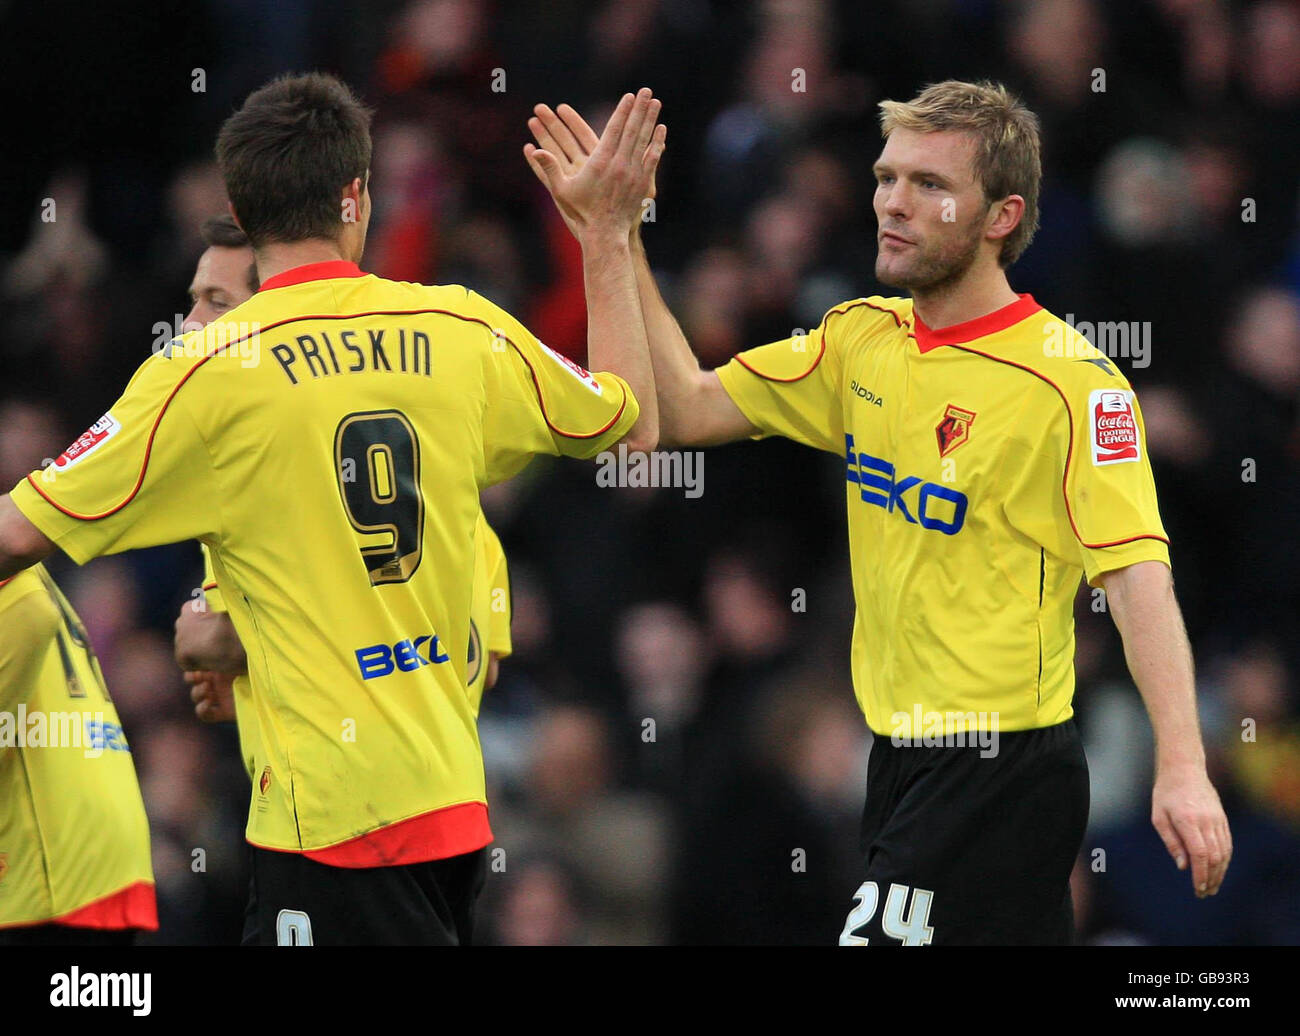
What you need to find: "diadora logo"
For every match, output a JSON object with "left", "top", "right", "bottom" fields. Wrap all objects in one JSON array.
[
  {"left": 850, "top": 380, "right": 884, "bottom": 407},
  {"left": 356, "top": 634, "right": 451, "bottom": 680},
  {"left": 844, "top": 435, "right": 968, "bottom": 535}
]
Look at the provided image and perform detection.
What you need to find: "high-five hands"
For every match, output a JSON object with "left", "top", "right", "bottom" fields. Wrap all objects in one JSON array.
[{"left": 523, "top": 88, "right": 666, "bottom": 242}]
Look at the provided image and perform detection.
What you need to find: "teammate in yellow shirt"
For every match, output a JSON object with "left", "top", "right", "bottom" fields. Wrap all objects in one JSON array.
[
  {"left": 526, "top": 80, "right": 1231, "bottom": 944},
  {"left": 0, "top": 565, "right": 157, "bottom": 944},
  {"left": 169, "top": 218, "right": 509, "bottom": 743},
  {"left": 169, "top": 213, "right": 512, "bottom": 945},
  {"left": 0, "top": 72, "right": 662, "bottom": 945}
]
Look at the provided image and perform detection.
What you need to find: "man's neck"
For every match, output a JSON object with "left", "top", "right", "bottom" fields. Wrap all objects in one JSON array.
[
  {"left": 255, "top": 240, "right": 350, "bottom": 286},
  {"left": 909, "top": 263, "right": 1020, "bottom": 331}
]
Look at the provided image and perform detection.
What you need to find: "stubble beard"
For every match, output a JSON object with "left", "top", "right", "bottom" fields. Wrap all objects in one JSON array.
[{"left": 875, "top": 220, "right": 985, "bottom": 295}]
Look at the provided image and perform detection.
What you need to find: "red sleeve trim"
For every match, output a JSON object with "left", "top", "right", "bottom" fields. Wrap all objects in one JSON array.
[
  {"left": 949, "top": 344, "right": 1169, "bottom": 551},
  {"left": 50, "top": 880, "right": 157, "bottom": 931},
  {"left": 250, "top": 800, "right": 492, "bottom": 868},
  {"left": 733, "top": 332, "right": 827, "bottom": 383},
  {"left": 503, "top": 340, "right": 629, "bottom": 439}
]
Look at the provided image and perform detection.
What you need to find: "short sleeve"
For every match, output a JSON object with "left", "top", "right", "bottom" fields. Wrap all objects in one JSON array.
[
  {"left": 1003, "top": 376, "right": 1169, "bottom": 586},
  {"left": 9, "top": 351, "right": 217, "bottom": 563},
  {"left": 481, "top": 521, "right": 512, "bottom": 659},
  {"left": 472, "top": 291, "right": 639, "bottom": 483},
  {"left": 714, "top": 308, "right": 845, "bottom": 453}
]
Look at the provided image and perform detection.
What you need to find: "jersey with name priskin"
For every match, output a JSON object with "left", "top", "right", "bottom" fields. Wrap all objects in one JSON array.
[
  {"left": 10, "top": 261, "right": 638, "bottom": 867},
  {"left": 716, "top": 294, "right": 1168, "bottom": 738},
  {"left": 0, "top": 566, "right": 156, "bottom": 929}
]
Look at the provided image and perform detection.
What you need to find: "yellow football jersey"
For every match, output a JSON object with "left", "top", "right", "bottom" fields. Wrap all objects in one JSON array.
[
  {"left": 0, "top": 566, "right": 156, "bottom": 929},
  {"left": 467, "top": 514, "right": 511, "bottom": 717},
  {"left": 200, "top": 543, "right": 257, "bottom": 781},
  {"left": 717, "top": 293, "right": 1169, "bottom": 738},
  {"left": 10, "top": 261, "right": 637, "bottom": 866}
]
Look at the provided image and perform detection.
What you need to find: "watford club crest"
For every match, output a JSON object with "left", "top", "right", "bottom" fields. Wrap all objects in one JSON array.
[
  {"left": 259, "top": 767, "right": 272, "bottom": 796},
  {"left": 936, "top": 404, "right": 976, "bottom": 458}
]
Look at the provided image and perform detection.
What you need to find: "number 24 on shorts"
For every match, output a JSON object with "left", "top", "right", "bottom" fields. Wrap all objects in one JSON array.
[{"left": 838, "top": 881, "right": 935, "bottom": 946}]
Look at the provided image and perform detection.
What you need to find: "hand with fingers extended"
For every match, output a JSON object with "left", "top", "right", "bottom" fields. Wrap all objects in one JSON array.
[
  {"left": 1152, "top": 764, "right": 1232, "bottom": 898},
  {"left": 523, "top": 88, "right": 667, "bottom": 244}
]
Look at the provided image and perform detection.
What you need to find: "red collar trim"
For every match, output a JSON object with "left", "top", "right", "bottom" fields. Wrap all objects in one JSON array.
[
  {"left": 258, "top": 260, "right": 366, "bottom": 292},
  {"left": 913, "top": 293, "right": 1042, "bottom": 353}
]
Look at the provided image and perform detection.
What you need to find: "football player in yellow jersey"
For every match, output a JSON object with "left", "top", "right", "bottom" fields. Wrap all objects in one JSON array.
[
  {"left": 0, "top": 72, "right": 662, "bottom": 945},
  {"left": 528, "top": 80, "right": 1231, "bottom": 945},
  {"left": 170, "top": 217, "right": 510, "bottom": 732},
  {"left": 0, "top": 566, "right": 157, "bottom": 944}
]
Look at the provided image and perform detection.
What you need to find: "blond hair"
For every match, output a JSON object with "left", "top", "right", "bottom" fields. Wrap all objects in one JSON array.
[{"left": 879, "top": 80, "right": 1041, "bottom": 267}]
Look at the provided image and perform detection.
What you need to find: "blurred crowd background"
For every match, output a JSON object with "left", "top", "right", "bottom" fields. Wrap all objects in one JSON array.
[{"left": 2, "top": 0, "right": 1299, "bottom": 945}]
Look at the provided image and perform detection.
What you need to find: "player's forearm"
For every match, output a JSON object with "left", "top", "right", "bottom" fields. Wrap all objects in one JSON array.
[
  {"left": 0, "top": 495, "right": 54, "bottom": 580},
  {"left": 1102, "top": 561, "right": 1206, "bottom": 773},
  {"left": 580, "top": 231, "right": 658, "bottom": 451},
  {"left": 630, "top": 232, "right": 710, "bottom": 447}
]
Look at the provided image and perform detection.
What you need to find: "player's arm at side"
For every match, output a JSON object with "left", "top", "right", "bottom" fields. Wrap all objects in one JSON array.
[
  {"left": 0, "top": 496, "right": 54, "bottom": 581},
  {"left": 1097, "top": 560, "right": 1231, "bottom": 900},
  {"left": 1003, "top": 373, "right": 1229, "bottom": 898}
]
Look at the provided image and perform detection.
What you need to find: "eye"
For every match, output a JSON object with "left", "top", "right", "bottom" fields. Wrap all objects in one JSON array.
[
  {"left": 922, "top": 180, "right": 940, "bottom": 190},
  {"left": 877, "top": 173, "right": 894, "bottom": 186}
]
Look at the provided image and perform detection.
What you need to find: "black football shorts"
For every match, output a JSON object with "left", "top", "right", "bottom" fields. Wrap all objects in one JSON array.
[
  {"left": 840, "top": 717, "right": 1089, "bottom": 946},
  {"left": 245, "top": 845, "right": 487, "bottom": 946}
]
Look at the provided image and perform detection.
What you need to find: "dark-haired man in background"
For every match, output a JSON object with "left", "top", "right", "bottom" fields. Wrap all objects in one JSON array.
[{"left": 0, "top": 72, "right": 663, "bottom": 945}]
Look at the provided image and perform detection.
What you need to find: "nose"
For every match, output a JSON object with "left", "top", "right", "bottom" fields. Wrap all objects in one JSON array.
[
  {"left": 883, "top": 180, "right": 910, "bottom": 220},
  {"left": 182, "top": 305, "right": 207, "bottom": 332}
]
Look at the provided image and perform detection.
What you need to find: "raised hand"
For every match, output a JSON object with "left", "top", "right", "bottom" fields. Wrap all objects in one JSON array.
[{"left": 523, "top": 88, "right": 667, "bottom": 243}]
